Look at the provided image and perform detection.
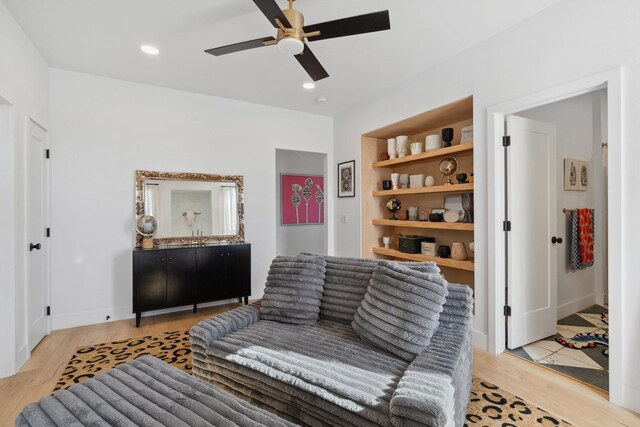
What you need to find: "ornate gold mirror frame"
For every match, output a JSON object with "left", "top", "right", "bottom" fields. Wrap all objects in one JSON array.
[{"left": 135, "top": 170, "right": 245, "bottom": 248}]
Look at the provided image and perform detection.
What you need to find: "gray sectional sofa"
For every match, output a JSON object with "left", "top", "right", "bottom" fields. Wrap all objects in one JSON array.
[{"left": 191, "top": 255, "right": 473, "bottom": 427}]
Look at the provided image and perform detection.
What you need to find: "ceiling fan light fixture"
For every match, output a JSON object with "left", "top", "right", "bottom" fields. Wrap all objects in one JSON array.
[{"left": 278, "top": 37, "right": 304, "bottom": 55}]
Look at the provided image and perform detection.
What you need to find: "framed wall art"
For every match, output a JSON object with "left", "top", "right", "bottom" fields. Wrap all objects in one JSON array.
[
  {"left": 281, "top": 174, "right": 324, "bottom": 225},
  {"left": 564, "top": 158, "right": 580, "bottom": 191},
  {"left": 338, "top": 160, "right": 355, "bottom": 198},
  {"left": 578, "top": 160, "right": 589, "bottom": 191}
]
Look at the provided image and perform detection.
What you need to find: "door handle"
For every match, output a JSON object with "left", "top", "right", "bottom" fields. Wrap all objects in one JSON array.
[
  {"left": 551, "top": 236, "right": 563, "bottom": 244},
  {"left": 29, "top": 243, "right": 41, "bottom": 251}
]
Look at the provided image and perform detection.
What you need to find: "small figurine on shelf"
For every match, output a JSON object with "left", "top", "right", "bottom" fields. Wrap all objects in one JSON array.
[{"left": 387, "top": 198, "right": 402, "bottom": 220}]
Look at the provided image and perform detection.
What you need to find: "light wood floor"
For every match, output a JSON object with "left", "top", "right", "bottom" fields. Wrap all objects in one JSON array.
[{"left": 1, "top": 305, "right": 638, "bottom": 427}]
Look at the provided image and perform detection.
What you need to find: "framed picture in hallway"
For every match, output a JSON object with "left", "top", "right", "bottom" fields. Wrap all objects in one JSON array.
[
  {"left": 281, "top": 174, "right": 324, "bottom": 225},
  {"left": 338, "top": 160, "right": 355, "bottom": 198},
  {"left": 578, "top": 160, "right": 589, "bottom": 191},
  {"left": 564, "top": 158, "right": 580, "bottom": 191}
]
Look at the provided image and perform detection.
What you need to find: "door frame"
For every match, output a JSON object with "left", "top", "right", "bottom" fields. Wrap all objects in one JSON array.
[
  {"left": 486, "top": 69, "right": 623, "bottom": 403},
  {"left": 23, "top": 117, "right": 52, "bottom": 354}
]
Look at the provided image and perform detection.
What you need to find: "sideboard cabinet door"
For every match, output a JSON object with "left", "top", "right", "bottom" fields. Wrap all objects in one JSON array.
[
  {"left": 166, "top": 247, "right": 197, "bottom": 307},
  {"left": 225, "top": 244, "right": 251, "bottom": 299},
  {"left": 196, "top": 246, "right": 227, "bottom": 303},
  {"left": 133, "top": 250, "right": 167, "bottom": 313}
]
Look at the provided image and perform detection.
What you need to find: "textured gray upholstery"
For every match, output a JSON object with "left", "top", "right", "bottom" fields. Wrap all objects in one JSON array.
[
  {"left": 352, "top": 261, "right": 449, "bottom": 361},
  {"left": 260, "top": 255, "right": 327, "bottom": 325},
  {"left": 16, "top": 356, "right": 296, "bottom": 427},
  {"left": 191, "top": 257, "right": 473, "bottom": 427}
]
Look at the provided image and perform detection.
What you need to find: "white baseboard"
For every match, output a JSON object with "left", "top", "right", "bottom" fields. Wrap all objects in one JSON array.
[
  {"left": 15, "top": 343, "right": 28, "bottom": 373},
  {"left": 557, "top": 294, "right": 596, "bottom": 319},
  {"left": 473, "top": 329, "right": 488, "bottom": 350},
  {"left": 51, "top": 298, "right": 241, "bottom": 331},
  {"left": 623, "top": 385, "right": 640, "bottom": 413}
]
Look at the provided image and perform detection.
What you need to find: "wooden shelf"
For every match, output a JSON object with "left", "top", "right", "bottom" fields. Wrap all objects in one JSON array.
[
  {"left": 373, "top": 144, "right": 473, "bottom": 169},
  {"left": 373, "top": 247, "right": 475, "bottom": 272},
  {"left": 373, "top": 183, "right": 473, "bottom": 197},
  {"left": 372, "top": 219, "right": 474, "bottom": 231}
]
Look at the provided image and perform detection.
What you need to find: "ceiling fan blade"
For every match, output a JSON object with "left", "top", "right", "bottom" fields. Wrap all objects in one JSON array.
[
  {"left": 205, "top": 36, "right": 276, "bottom": 56},
  {"left": 303, "top": 11, "right": 390, "bottom": 42},
  {"left": 252, "top": 0, "right": 291, "bottom": 28},
  {"left": 294, "top": 44, "right": 329, "bottom": 82}
]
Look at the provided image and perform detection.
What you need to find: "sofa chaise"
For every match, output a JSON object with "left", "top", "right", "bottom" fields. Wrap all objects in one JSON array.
[{"left": 191, "top": 255, "right": 473, "bottom": 427}]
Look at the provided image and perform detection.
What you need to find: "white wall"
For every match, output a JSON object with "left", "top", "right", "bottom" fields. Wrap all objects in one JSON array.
[
  {"left": 0, "top": 2, "right": 50, "bottom": 377},
  {"left": 275, "top": 149, "right": 327, "bottom": 256},
  {"left": 518, "top": 91, "right": 607, "bottom": 318},
  {"left": 333, "top": 0, "right": 640, "bottom": 411},
  {"left": 49, "top": 69, "right": 332, "bottom": 329}
]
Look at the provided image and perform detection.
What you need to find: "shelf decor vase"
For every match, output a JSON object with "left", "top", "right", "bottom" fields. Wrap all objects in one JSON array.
[
  {"left": 387, "top": 138, "right": 397, "bottom": 159},
  {"left": 396, "top": 135, "right": 409, "bottom": 157},
  {"left": 451, "top": 242, "right": 467, "bottom": 261},
  {"left": 462, "top": 192, "right": 474, "bottom": 223}
]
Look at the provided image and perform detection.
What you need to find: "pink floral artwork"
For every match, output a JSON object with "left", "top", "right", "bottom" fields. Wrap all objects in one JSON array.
[{"left": 281, "top": 174, "right": 324, "bottom": 225}]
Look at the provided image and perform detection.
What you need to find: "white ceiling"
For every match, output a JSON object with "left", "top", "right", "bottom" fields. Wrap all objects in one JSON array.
[{"left": 3, "top": 0, "right": 561, "bottom": 116}]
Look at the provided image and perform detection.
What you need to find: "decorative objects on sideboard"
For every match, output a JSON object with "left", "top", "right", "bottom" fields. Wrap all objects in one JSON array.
[
  {"left": 337, "top": 160, "right": 356, "bottom": 198},
  {"left": 136, "top": 215, "right": 157, "bottom": 249},
  {"left": 456, "top": 173, "right": 468, "bottom": 184},
  {"left": 409, "top": 174, "right": 424, "bottom": 189},
  {"left": 399, "top": 173, "right": 409, "bottom": 189},
  {"left": 135, "top": 170, "right": 244, "bottom": 248},
  {"left": 439, "top": 156, "right": 458, "bottom": 185},
  {"left": 424, "top": 175, "right": 436, "bottom": 187},
  {"left": 421, "top": 238, "right": 436, "bottom": 256},
  {"left": 408, "top": 206, "right": 419, "bottom": 221},
  {"left": 382, "top": 236, "right": 390, "bottom": 249},
  {"left": 382, "top": 180, "right": 392, "bottom": 190},
  {"left": 410, "top": 141, "right": 423, "bottom": 155}
]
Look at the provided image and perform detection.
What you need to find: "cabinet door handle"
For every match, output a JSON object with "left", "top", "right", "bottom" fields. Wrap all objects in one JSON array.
[
  {"left": 227, "top": 253, "right": 230, "bottom": 256},
  {"left": 161, "top": 258, "right": 165, "bottom": 262},
  {"left": 168, "top": 257, "right": 172, "bottom": 261}
]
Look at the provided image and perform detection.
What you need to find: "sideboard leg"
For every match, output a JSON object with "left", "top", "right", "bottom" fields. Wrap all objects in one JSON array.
[
  {"left": 193, "top": 304, "right": 197, "bottom": 314},
  {"left": 243, "top": 296, "right": 249, "bottom": 305},
  {"left": 135, "top": 313, "right": 141, "bottom": 327}
]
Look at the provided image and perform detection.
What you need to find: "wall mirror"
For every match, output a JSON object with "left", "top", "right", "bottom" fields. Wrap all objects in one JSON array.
[{"left": 135, "top": 170, "right": 244, "bottom": 247}]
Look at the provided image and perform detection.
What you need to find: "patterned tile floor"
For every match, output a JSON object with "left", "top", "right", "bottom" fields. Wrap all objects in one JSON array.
[{"left": 507, "top": 305, "right": 609, "bottom": 391}]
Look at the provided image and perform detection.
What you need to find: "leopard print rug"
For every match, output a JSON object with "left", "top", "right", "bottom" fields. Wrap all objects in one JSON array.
[{"left": 55, "top": 331, "right": 571, "bottom": 426}]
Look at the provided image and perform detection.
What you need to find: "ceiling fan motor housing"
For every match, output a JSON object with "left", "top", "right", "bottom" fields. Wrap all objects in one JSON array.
[{"left": 278, "top": 8, "right": 305, "bottom": 44}]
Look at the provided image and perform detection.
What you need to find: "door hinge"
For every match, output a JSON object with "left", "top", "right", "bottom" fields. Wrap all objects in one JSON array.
[
  {"left": 502, "top": 136, "right": 511, "bottom": 147},
  {"left": 46, "top": 306, "right": 51, "bottom": 316},
  {"left": 503, "top": 220, "right": 511, "bottom": 232},
  {"left": 45, "top": 149, "right": 50, "bottom": 159},
  {"left": 46, "top": 227, "right": 51, "bottom": 237},
  {"left": 504, "top": 305, "right": 511, "bottom": 317}
]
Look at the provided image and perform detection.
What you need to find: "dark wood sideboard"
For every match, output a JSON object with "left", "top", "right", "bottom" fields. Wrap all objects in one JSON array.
[{"left": 133, "top": 243, "right": 251, "bottom": 326}]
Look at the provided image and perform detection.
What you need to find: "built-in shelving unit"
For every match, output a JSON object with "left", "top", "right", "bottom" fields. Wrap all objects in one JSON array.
[
  {"left": 372, "top": 247, "right": 475, "bottom": 272},
  {"left": 361, "top": 96, "right": 475, "bottom": 286}
]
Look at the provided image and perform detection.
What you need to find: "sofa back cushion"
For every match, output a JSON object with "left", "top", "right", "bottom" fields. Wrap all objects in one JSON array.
[
  {"left": 351, "top": 260, "right": 449, "bottom": 361},
  {"left": 260, "top": 254, "right": 327, "bottom": 325},
  {"left": 318, "top": 255, "right": 379, "bottom": 323}
]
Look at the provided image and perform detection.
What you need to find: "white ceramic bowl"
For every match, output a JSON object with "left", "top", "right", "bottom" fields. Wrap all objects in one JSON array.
[{"left": 426, "top": 134, "right": 443, "bottom": 150}]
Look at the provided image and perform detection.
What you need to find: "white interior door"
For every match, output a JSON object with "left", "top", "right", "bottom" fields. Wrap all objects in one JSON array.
[
  {"left": 27, "top": 120, "right": 48, "bottom": 351},
  {"left": 506, "top": 115, "right": 558, "bottom": 349}
]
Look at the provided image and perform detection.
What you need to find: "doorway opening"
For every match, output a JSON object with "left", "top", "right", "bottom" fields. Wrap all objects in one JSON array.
[
  {"left": 503, "top": 90, "right": 609, "bottom": 391},
  {"left": 275, "top": 149, "right": 328, "bottom": 256}
]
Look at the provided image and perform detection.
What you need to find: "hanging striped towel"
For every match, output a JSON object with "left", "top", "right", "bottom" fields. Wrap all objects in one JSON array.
[{"left": 570, "top": 209, "right": 595, "bottom": 270}]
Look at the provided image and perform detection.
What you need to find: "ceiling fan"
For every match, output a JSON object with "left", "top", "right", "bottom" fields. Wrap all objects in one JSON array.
[{"left": 205, "top": 0, "right": 390, "bottom": 82}]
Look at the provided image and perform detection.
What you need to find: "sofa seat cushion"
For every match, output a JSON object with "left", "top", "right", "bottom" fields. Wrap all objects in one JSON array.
[
  {"left": 352, "top": 261, "right": 449, "bottom": 361},
  {"left": 197, "top": 319, "right": 410, "bottom": 427},
  {"left": 260, "top": 254, "right": 327, "bottom": 325}
]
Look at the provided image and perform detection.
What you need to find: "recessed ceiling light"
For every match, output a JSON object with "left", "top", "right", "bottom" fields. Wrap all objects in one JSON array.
[
  {"left": 303, "top": 82, "right": 316, "bottom": 90},
  {"left": 141, "top": 45, "right": 159, "bottom": 55},
  {"left": 315, "top": 96, "right": 327, "bottom": 103}
]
